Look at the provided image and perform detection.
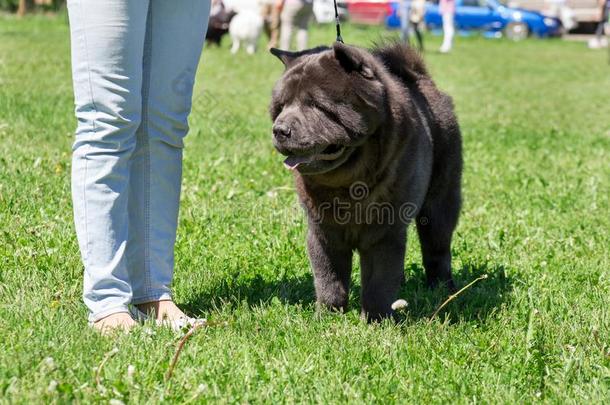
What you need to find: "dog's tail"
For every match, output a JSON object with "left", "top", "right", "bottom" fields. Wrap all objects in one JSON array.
[{"left": 372, "top": 41, "right": 429, "bottom": 85}]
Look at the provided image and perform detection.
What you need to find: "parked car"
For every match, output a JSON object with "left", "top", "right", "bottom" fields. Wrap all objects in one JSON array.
[{"left": 386, "top": 0, "right": 563, "bottom": 39}]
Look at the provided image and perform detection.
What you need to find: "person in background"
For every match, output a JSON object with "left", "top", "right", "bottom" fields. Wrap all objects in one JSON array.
[
  {"left": 410, "top": 0, "right": 425, "bottom": 52},
  {"left": 399, "top": 0, "right": 424, "bottom": 51},
  {"left": 279, "top": 0, "right": 314, "bottom": 51},
  {"left": 261, "top": 0, "right": 283, "bottom": 49},
  {"left": 439, "top": 0, "right": 455, "bottom": 53},
  {"left": 399, "top": 0, "right": 412, "bottom": 45},
  {"left": 589, "top": 0, "right": 609, "bottom": 49}
]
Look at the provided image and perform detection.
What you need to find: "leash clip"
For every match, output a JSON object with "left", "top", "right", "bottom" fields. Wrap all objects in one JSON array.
[{"left": 334, "top": 0, "right": 344, "bottom": 43}]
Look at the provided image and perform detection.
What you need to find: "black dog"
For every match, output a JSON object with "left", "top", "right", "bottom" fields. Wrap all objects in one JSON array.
[
  {"left": 270, "top": 42, "right": 463, "bottom": 321},
  {"left": 206, "top": 9, "right": 236, "bottom": 46}
]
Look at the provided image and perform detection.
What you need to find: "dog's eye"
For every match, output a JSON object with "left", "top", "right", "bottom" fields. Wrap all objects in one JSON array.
[
  {"left": 310, "top": 101, "right": 343, "bottom": 126},
  {"left": 309, "top": 100, "right": 325, "bottom": 112},
  {"left": 312, "top": 102, "right": 338, "bottom": 121}
]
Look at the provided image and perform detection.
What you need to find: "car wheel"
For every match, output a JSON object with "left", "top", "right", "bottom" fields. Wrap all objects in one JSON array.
[{"left": 504, "top": 22, "right": 529, "bottom": 41}]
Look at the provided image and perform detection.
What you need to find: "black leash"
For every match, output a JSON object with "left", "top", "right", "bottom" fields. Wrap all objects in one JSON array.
[{"left": 333, "top": 0, "right": 344, "bottom": 43}]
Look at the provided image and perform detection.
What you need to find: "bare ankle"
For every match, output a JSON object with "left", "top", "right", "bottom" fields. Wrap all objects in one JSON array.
[
  {"left": 93, "top": 312, "right": 137, "bottom": 333},
  {"left": 135, "top": 300, "right": 187, "bottom": 320}
]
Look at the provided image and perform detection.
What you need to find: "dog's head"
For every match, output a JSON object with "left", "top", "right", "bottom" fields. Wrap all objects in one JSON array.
[
  {"left": 269, "top": 43, "right": 387, "bottom": 176},
  {"left": 210, "top": 9, "right": 236, "bottom": 29}
]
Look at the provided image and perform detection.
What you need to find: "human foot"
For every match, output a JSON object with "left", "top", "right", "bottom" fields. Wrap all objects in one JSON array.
[
  {"left": 92, "top": 312, "right": 137, "bottom": 334},
  {"left": 136, "top": 300, "right": 204, "bottom": 331},
  {"left": 136, "top": 300, "right": 188, "bottom": 321}
]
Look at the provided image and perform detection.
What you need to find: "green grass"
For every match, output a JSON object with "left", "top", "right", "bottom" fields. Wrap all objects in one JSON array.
[{"left": 1, "top": 14, "right": 609, "bottom": 403}]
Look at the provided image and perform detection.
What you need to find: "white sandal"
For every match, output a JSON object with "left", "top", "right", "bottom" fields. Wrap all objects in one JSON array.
[
  {"left": 132, "top": 308, "right": 206, "bottom": 332},
  {"left": 156, "top": 316, "right": 206, "bottom": 332}
]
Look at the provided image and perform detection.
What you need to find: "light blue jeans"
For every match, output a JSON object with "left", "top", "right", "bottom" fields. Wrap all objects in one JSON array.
[
  {"left": 399, "top": 0, "right": 411, "bottom": 43},
  {"left": 68, "top": 0, "right": 211, "bottom": 322}
]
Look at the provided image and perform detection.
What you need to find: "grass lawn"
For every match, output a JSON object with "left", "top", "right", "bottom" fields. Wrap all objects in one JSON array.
[{"left": 1, "top": 14, "right": 609, "bottom": 403}]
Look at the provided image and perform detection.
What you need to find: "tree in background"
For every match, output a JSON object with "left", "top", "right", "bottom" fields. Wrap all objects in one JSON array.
[{"left": 18, "top": 0, "right": 27, "bottom": 16}]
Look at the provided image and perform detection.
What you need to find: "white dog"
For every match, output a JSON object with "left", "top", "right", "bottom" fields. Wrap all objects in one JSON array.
[{"left": 229, "top": 10, "right": 264, "bottom": 55}]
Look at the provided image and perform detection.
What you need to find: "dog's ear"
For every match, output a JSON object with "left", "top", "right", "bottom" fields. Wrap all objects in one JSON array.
[
  {"left": 270, "top": 48, "right": 300, "bottom": 68},
  {"left": 333, "top": 42, "right": 374, "bottom": 79},
  {"left": 270, "top": 46, "right": 332, "bottom": 69}
]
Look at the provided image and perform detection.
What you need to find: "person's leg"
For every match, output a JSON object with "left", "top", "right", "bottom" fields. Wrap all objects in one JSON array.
[
  {"left": 600, "top": 7, "right": 610, "bottom": 47},
  {"left": 261, "top": 4, "right": 272, "bottom": 39},
  {"left": 400, "top": 3, "right": 410, "bottom": 44},
  {"left": 440, "top": 12, "right": 454, "bottom": 53},
  {"left": 295, "top": 3, "right": 313, "bottom": 51},
  {"left": 269, "top": 6, "right": 281, "bottom": 49},
  {"left": 68, "top": 0, "right": 149, "bottom": 327},
  {"left": 595, "top": 18, "right": 603, "bottom": 38},
  {"left": 280, "top": 2, "right": 299, "bottom": 50},
  {"left": 128, "top": 0, "right": 211, "bottom": 319},
  {"left": 589, "top": 18, "right": 604, "bottom": 48},
  {"left": 295, "top": 30, "right": 307, "bottom": 52},
  {"left": 595, "top": 7, "right": 608, "bottom": 40},
  {"left": 414, "top": 22, "right": 424, "bottom": 51}
]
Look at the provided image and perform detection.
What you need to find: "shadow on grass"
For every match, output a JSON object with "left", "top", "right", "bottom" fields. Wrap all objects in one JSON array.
[
  {"left": 183, "top": 261, "right": 512, "bottom": 324},
  {"left": 182, "top": 272, "right": 316, "bottom": 315},
  {"left": 399, "top": 262, "right": 513, "bottom": 323}
]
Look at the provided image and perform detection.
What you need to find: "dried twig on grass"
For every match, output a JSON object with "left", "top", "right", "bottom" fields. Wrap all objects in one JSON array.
[
  {"left": 95, "top": 347, "right": 119, "bottom": 386},
  {"left": 165, "top": 321, "right": 207, "bottom": 382},
  {"left": 592, "top": 327, "right": 610, "bottom": 359},
  {"left": 428, "top": 275, "right": 488, "bottom": 324}
]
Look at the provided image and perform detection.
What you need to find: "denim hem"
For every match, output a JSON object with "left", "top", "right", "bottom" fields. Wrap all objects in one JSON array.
[
  {"left": 88, "top": 304, "right": 132, "bottom": 324},
  {"left": 131, "top": 291, "right": 173, "bottom": 305}
]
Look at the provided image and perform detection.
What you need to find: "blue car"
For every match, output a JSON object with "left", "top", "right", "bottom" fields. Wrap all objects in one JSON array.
[{"left": 387, "top": 0, "right": 562, "bottom": 40}]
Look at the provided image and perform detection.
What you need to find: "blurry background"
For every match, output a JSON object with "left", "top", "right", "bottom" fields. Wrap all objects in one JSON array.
[
  {"left": 0, "top": 1, "right": 609, "bottom": 403},
  {"left": 2, "top": 0, "right": 603, "bottom": 34}
]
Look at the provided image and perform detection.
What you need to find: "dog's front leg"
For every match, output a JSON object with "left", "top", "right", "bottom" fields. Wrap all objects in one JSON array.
[
  {"left": 307, "top": 227, "right": 352, "bottom": 313},
  {"left": 359, "top": 231, "right": 406, "bottom": 322}
]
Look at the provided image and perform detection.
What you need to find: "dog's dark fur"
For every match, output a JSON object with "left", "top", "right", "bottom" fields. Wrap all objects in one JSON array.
[
  {"left": 269, "top": 42, "right": 463, "bottom": 321},
  {"left": 206, "top": 10, "right": 236, "bottom": 46}
]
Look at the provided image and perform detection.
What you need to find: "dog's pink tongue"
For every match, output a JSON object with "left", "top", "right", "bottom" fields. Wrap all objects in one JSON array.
[{"left": 283, "top": 155, "right": 310, "bottom": 170}]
